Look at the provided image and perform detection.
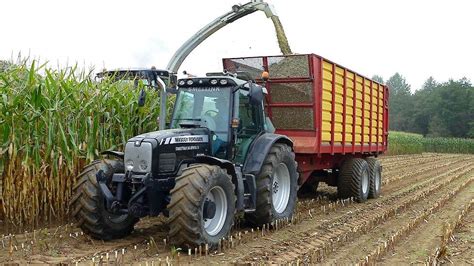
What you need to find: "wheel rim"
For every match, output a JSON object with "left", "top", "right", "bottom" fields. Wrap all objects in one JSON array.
[
  {"left": 203, "top": 186, "right": 228, "bottom": 236},
  {"left": 362, "top": 169, "right": 369, "bottom": 195},
  {"left": 272, "top": 163, "right": 291, "bottom": 214}
]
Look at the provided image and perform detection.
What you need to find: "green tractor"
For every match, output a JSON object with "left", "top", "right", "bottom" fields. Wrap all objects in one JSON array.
[{"left": 71, "top": 72, "right": 298, "bottom": 248}]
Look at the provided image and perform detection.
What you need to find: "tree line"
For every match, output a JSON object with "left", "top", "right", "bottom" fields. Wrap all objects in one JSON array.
[{"left": 372, "top": 74, "right": 474, "bottom": 138}]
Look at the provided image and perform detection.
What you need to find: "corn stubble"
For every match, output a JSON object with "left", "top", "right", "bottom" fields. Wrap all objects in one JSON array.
[{"left": 0, "top": 59, "right": 167, "bottom": 226}]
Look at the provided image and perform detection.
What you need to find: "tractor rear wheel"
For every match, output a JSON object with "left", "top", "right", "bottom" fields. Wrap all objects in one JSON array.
[
  {"left": 337, "top": 158, "right": 370, "bottom": 203},
  {"left": 167, "top": 164, "right": 236, "bottom": 249},
  {"left": 70, "top": 159, "right": 138, "bottom": 240},
  {"left": 246, "top": 143, "right": 298, "bottom": 225},
  {"left": 366, "top": 158, "right": 382, "bottom": 198}
]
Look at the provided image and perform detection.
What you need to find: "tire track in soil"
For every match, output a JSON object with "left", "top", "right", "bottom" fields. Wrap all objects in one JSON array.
[
  {"left": 379, "top": 153, "right": 440, "bottom": 166},
  {"left": 248, "top": 154, "right": 468, "bottom": 236},
  {"left": 381, "top": 153, "right": 453, "bottom": 171},
  {"left": 236, "top": 164, "right": 474, "bottom": 264},
  {"left": 295, "top": 155, "right": 471, "bottom": 216},
  {"left": 322, "top": 167, "right": 474, "bottom": 264},
  {"left": 381, "top": 154, "right": 469, "bottom": 187},
  {"left": 0, "top": 217, "right": 169, "bottom": 264},
  {"left": 442, "top": 201, "right": 474, "bottom": 265}
]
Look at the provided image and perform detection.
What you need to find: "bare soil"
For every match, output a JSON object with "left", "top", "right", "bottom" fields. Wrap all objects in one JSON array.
[{"left": 0, "top": 153, "right": 473, "bottom": 265}]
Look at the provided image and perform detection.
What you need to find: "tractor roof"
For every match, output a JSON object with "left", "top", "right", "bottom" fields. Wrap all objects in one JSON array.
[{"left": 96, "top": 68, "right": 170, "bottom": 80}]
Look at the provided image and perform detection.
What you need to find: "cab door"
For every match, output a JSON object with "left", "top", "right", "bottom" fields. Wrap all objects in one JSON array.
[{"left": 233, "top": 89, "right": 265, "bottom": 164}]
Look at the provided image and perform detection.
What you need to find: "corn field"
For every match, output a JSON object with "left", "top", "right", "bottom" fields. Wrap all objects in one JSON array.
[
  {"left": 0, "top": 59, "right": 168, "bottom": 226},
  {"left": 388, "top": 131, "right": 474, "bottom": 155}
]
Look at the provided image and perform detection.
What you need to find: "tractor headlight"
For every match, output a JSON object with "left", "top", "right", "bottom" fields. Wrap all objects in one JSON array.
[
  {"left": 125, "top": 160, "right": 134, "bottom": 172},
  {"left": 219, "top": 79, "right": 228, "bottom": 85},
  {"left": 139, "top": 160, "right": 149, "bottom": 171}
]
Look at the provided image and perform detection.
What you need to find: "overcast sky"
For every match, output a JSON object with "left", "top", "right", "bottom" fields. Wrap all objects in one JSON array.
[{"left": 1, "top": 0, "right": 473, "bottom": 90}]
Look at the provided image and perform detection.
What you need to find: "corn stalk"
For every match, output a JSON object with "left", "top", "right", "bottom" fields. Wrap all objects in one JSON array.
[{"left": 0, "top": 59, "right": 168, "bottom": 226}]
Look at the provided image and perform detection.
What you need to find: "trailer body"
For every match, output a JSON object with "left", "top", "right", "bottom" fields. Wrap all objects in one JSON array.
[{"left": 223, "top": 54, "right": 389, "bottom": 184}]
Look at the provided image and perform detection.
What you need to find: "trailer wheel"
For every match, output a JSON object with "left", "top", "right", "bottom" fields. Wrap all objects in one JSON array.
[
  {"left": 365, "top": 158, "right": 382, "bottom": 198},
  {"left": 337, "top": 158, "right": 370, "bottom": 203},
  {"left": 168, "top": 164, "right": 235, "bottom": 249},
  {"left": 70, "top": 160, "right": 138, "bottom": 240},
  {"left": 246, "top": 143, "right": 298, "bottom": 225}
]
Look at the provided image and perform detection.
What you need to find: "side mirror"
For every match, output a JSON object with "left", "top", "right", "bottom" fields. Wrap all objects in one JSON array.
[
  {"left": 138, "top": 88, "right": 146, "bottom": 107},
  {"left": 249, "top": 83, "right": 263, "bottom": 105}
]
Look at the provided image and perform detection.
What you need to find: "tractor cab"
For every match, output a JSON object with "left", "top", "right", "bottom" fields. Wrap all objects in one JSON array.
[{"left": 170, "top": 75, "right": 269, "bottom": 162}]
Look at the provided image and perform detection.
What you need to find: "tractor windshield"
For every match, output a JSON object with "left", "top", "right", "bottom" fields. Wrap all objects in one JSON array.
[{"left": 171, "top": 87, "right": 232, "bottom": 155}]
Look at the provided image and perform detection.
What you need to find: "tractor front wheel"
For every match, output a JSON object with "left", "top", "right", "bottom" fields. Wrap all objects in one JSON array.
[
  {"left": 167, "top": 164, "right": 236, "bottom": 249},
  {"left": 70, "top": 160, "right": 138, "bottom": 240}
]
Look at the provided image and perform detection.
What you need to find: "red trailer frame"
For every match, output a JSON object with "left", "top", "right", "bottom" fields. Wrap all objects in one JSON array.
[{"left": 223, "top": 54, "right": 389, "bottom": 185}]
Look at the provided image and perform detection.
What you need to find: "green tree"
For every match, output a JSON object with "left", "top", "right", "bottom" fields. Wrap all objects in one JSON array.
[
  {"left": 372, "top": 75, "right": 384, "bottom": 84},
  {"left": 432, "top": 78, "right": 473, "bottom": 138},
  {"left": 412, "top": 77, "right": 473, "bottom": 138},
  {"left": 411, "top": 77, "right": 438, "bottom": 135},
  {"left": 386, "top": 73, "right": 413, "bottom": 131},
  {"left": 427, "top": 115, "right": 450, "bottom": 137}
]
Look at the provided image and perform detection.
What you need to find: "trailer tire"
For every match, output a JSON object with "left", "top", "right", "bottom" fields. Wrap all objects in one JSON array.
[
  {"left": 337, "top": 158, "right": 370, "bottom": 203},
  {"left": 246, "top": 143, "right": 298, "bottom": 225},
  {"left": 168, "top": 164, "right": 235, "bottom": 249},
  {"left": 70, "top": 160, "right": 138, "bottom": 240},
  {"left": 366, "top": 158, "right": 382, "bottom": 199}
]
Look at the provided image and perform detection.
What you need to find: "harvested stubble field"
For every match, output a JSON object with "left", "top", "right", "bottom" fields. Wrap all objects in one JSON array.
[{"left": 0, "top": 153, "right": 473, "bottom": 265}]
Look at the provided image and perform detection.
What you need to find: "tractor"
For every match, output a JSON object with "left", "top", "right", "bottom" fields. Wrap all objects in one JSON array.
[{"left": 71, "top": 72, "right": 298, "bottom": 248}]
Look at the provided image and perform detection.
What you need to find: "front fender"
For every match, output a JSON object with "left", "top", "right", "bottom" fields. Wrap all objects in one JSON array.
[
  {"left": 101, "top": 150, "right": 125, "bottom": 159},
  {"left": 194, "top": 155, "right": 244, "bottom": 211}
]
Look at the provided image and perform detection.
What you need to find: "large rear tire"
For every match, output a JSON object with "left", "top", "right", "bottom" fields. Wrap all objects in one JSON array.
[
  {"left": 337, "top": 158, "right": 370, "bottom": 203},
  {"left": 366, "top": 157, "right": 382, "bottom": 199},
  {"left": 246, "top": 143, "right": 298, "bottom": 225},
  {"left": 167, "top": 164, "right": 236, "bottom": 249},
  {"left": 70, "top": 160, "right": 138, "bottom": 240}
]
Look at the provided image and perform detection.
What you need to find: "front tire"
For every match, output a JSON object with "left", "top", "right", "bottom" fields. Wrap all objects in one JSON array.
[
  {"left": 246, "top": 143, "right": 298, "bottom": 225},
  {"left": 167, "top": 164, "right": 236, "bottom": 249},
  {"left": 337, "top": 158, "right": 370, "bottom": 203},
  {"left": 70, "top": 160, "right": 138, "bottom": 240}
]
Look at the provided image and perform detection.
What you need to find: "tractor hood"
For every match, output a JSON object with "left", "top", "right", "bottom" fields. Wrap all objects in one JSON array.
[{"left": 125, "top": 128, "right": 211, "bottom": 175}]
